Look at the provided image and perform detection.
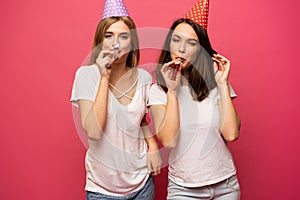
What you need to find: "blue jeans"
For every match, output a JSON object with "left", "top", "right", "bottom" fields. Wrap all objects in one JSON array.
[
  {"left": 86, "top": 176, "right": 155, "bottom": 200},
  {"left": 167, "top": 175, "right": 240, "bottom": 200}
]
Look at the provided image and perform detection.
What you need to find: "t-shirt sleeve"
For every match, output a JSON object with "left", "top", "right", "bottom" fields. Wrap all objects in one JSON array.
[
  {"left": 70, "top": 67, "right": 97, "bottom": 107},
  {"left": 142, "top": 70, "right": 153, "bottom": 112},
  {"left": 147, "top": 84, "right": 167, "bottom": 106},
  {"left": 144, "top": 70, "right": 153, "bottom": 104},
  {"left": 217, "top": 83, "right": 237, "bottom": 100}
]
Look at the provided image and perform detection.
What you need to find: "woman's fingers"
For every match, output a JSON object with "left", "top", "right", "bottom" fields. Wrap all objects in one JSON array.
[
  {"left": 212, "top": 54, "right": 230, "bottom": 72},
  {"left": 99, "top": 50, "right": 114, "bottom": 58},
  {"left": 213, "top": 54, "right": 230, "bottom": 64},
  {"left": 147, "top": 159, "right": 152, "bottom": 174},
  {"left": 147, "top": 153, "right": 162, "bottom": 176},
  {"left": 212, "top": 58, "right": 223, "bottom": 71},
  {"left": 96, "top": 50, "right": 117, "bottom": 70},
  {"left": 161, "top": 60, "right": 175, "bottom": 71}
]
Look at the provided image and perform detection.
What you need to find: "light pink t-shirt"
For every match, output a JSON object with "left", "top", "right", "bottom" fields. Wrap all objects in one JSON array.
[
  {"left": 148, "top": 84, "right": 237, "bottom": 187},
  {"left": 71, "top": 65, "right": 151, "bottom": 195}
]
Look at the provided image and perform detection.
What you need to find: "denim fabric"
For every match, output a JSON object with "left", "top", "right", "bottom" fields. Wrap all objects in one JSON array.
[
  {"left": 86, "top": 176, "right": 155, "bottom": 200},
  {"left": 167, "top": 175, "right": 240, "bottom": 200}
]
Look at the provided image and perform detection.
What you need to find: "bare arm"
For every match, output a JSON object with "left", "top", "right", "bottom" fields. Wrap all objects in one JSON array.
[
  {"left": 150, "top": 61, "right": 181, "bottom": 148},
  {"left": 78, "top": 77, "right": 110, "bottom": 140},
  {"left": 150, "top": 91, "right": 180, "bottom": 148},
  {"left": 78, "top": 50, "right": 114, "bottom": 140},
  {"left": 141, "top": 117, "right": 162, "bottom": 175},
  {"left": 213, "top": 54, "right": 240, "bottom": 141},
  {"left": 217, "top": 84, "right": 240, "bottom": 141}
]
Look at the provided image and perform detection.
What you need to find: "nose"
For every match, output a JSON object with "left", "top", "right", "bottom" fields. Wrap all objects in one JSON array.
[
  {"left": 179, "top": 42, "right": 186, "bottom": 53},
  {"left": 112, "top": 36, "right": 119, "bottom": 48},
  {"left": 113, "top": 43, "right": 120, "bottom": 50}
]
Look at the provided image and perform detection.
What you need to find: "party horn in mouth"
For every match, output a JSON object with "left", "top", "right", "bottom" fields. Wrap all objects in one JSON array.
[
  {"left": 171, "top": 57, "right": 185, "bottom": 80},
  {"left": 106, "top": 44, "right": 120, "bottom": 69}
]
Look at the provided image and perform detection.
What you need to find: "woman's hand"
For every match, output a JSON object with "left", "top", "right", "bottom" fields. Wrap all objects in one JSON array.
[
  {"left": 95, "top": 50, "right": 116, "bottom": 79},
  {"left": 141, "top": 114, "right": 162, "bottom": 175},
  {"left": 212, "top": 54, "right": 230, "bottom": 86},
  {"left": 161, "top": 60, "right": 181, "bottom": 94},
  {"left": 146, "top": 143, "right": 162, "bottom": 176}
]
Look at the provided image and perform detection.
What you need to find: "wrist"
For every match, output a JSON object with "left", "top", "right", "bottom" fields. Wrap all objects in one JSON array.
[
  {"left": 167, "top": 89, "right": 178, "bottom": 97},
  {"left": 147, "top": 141, "right": 159, "bottom": 151},
  {"left": 100, "top": 76, "right": 110, "bottom": 83},
  {"left": 217, "top": 81, "right": 228, "bottom": 88},
  {"left": 100, "top": 77, "right": 110, "bottom": 89},
  {"left": 217, "top": 82, "right": 231, "bottom": 97}
]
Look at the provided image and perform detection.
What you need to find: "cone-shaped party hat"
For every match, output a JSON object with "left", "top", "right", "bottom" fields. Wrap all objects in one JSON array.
[
  {"left": 184, "top": 0, "right": 209, "bottom": 29},
  {"left": 102, "top": 0, "right": 129, "bottom": 19}
]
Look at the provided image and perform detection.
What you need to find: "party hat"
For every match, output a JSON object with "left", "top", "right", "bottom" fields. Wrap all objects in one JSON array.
[
  {"left": 184, "top": 0, "right": 209, "bottom": 29},
  {"left": 102, "top": 0, "right": 129, "bottom": 19}
]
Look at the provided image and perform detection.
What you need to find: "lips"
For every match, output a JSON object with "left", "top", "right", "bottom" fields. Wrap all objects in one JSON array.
[
  {"left": 104, "top": 47, "right": 121, "bottom": 69},
  {"left": 112, "top": 49, "right": 120, "bottom": 59},
  {"left": 112, "top": 43, "right": 121, "bottom": 59},
  {"left": 174, "top": 56, "right": 186, "bottom": 64},
  {"left": 170, "top": 57, "right": 186, "bottom": 80}
]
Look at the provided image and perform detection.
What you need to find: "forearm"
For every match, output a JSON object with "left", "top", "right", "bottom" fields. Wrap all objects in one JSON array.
[
  {"left": 157, "top": 91, "right": 180, "bottom": 148},
  {"left": 142, "top": 124, "right": 159, "bottom": 150},
  {"left": 142, "top": 120, "right": 162, "bottom": 175},
  {"left": 218, "top": 83, "right": 240, "bottom": 141},
  {"left": 83, "top": 78, "right": 109, "bottom": 140}
]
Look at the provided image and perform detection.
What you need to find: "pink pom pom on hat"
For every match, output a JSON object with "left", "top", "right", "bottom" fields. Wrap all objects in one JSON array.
[
  {"left": 102, "top": 0, "right": 129, "bottom": 19},
  {"left": 183, "top": 0, "right": 209, "bottom": 29}
]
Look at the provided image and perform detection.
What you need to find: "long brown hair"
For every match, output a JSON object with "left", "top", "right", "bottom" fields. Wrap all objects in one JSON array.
[
  {"left": 89, "top": 16, "right": 140, "bottom": 68},
  {"left": 155, "top": 18, "right": 217, "bottom": 102}
]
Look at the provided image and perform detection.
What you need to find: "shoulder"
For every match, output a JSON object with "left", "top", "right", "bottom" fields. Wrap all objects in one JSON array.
[
  {"left": 137, "top": 68, "right": 152, "bottom": 82},
  {"left": 74, "top": 64, "right": 99, "bottom": 81},
  {"left": 147, "top": 83, "right": 167, "bottom": 105},
  {"left": 75, "top": 64, "right": 98, "bottom": 76},
  {"left": 150, "top": 83, "right": 166, "bottom": 94},
  {"left": 213, "top": 83, "right": 238, "bottom": 100}
]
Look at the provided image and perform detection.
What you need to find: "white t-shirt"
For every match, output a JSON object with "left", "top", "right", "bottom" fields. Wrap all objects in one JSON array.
[
  {"left": 70, "top": 65, "right": 152, "bottom": 195},
  {"left": 148, "top": 83, "right": 237, "bottom": 187}
]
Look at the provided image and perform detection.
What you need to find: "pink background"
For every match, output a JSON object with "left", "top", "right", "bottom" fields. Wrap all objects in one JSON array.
[{"left": 1, "top": 0, "right": 300, "bottom": 199}]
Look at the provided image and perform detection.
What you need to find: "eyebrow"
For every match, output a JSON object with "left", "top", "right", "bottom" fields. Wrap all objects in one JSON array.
[
  {"left": 119, "top": 32, "right": 130, "bottom": 36},
  {"left": 172, "top": 34, "right": 198, "bottom": 42},
  {"left": 172, "top": 34, "right": 180, "bottom": 38},
  {"left": 105, "top": 31, "right": 130, "bottom": 35}
]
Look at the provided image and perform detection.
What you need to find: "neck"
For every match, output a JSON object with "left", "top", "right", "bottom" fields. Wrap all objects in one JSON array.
[
  {"left": 181, "top": 70, "right": 189, "bottom": 85},
  {"left": 111, "top": 62, "right": 127, "bottom": 72},
  {"left": 109, "top": 62, "right": 132, "bottom": 84}
]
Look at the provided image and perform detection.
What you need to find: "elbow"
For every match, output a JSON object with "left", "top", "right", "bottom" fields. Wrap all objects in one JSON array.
[
  {"left": 82, "top": 121, "right": 105, "bottom": 141},
  {"left": 224, "top": 134, "right": 239, "bottom": 142},
  {"left": 86, "top": 130, "right": 103, "bottom": 141},
  {"left": 83, "top": 124, "right": 104, "bottom": 141},
  {"left": 161, "top": 140, "right": 177, "bottom": 149},
  {"left": 223, "top": 129, "right": 240, "bottom": 142},
  {"left": 157, "top": 132, "right": 178, "bottom": 149},
  {"left": 223, "top": 118, "right": 241, "bottom": 142}
]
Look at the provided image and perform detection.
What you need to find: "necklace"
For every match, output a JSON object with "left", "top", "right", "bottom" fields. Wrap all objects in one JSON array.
[{"left": 109, "top": 78, "right": 138, "bottom": 100}]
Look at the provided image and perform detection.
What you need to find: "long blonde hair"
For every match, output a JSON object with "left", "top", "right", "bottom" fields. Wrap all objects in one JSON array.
[{"left": 90, "top": 16, "right": 140, "bottom": 68}]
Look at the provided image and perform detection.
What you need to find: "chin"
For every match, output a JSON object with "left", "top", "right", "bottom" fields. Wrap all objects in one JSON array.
[
  {"left": 114, "top": 54, "right": 128, "bottom": 64},
  {"left": 182, "top": 63, "right": 192, "bottom": 69}
]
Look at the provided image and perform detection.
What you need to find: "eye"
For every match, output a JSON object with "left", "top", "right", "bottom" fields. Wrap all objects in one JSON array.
[
  {"left": 187, "top": 40, "right": 198, "bottom": 47},
  {"left": 171, "top": 37, "right": 180, "bottom": 43},
  {"left": 119, "top": 33, "right": 129, "bottom": 40},
  {"left": 104, "top": 34, "right": 113, "bottom": 39}
]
